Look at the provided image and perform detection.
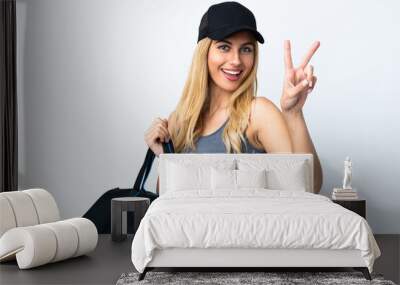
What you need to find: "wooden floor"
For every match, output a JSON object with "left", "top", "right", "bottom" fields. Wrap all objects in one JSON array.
[{"left": 0, "top": 234, "right": 398, "bottom": 285}]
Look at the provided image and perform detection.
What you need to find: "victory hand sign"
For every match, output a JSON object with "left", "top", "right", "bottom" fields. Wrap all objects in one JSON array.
[{"left": 280, "top": 40, "right": 320, "bottom": 114}]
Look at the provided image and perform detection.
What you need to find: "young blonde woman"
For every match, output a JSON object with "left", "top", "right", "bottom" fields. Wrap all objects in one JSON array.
[{"left": 144, "top": 2, "right": 323, "bottom": 194}]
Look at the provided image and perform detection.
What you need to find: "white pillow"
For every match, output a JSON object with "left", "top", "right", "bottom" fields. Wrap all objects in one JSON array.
[
  {"left": 211, "top": 168, "right": 236, "bottom": 190},
  {"left": 166, "top": 160, "right": 235, "bottom": 192},
  {"left": 266, "top": 161, "right": 308, "bottom": 191},
  {"left": 166, "top": 162, "right": 210, "bottom": 191},
  {"left": 237, "top": 159, "right": 310, "bottom": 192},
  {"left": 211, "top": 168, "right": 268, "bottom": 190},
  {"left": 236, "top": 169, "right": 267, "bottom": 189}
]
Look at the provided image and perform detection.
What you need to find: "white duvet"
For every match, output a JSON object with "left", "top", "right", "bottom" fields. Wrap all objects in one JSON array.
[{"left": 131, "top": 189, "right": 381, "bottom": 273}]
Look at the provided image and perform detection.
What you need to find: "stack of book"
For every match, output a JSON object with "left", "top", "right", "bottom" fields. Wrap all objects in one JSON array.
[{"left": 332, "top": 188, "right": 358, "bottom": 200}]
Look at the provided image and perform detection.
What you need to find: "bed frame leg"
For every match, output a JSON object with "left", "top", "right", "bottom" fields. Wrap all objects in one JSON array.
[
  {"left": 354, "top": 267, "right": 371, "bottom": 280},
  {"left": 138, "top": 267, "right": 148, "bottom": 281}
]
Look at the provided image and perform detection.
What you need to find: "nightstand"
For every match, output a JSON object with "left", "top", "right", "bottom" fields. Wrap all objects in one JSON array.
[
  {"left": 111, "top": 197, "right": 150, "bottom": 242},
  {"left": 332, "top": 199, "right": 366, "bottom": 219}
]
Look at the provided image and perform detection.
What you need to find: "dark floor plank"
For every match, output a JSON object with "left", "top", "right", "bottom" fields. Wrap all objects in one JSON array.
[
  {"left": 0, "top": 235, "right": 135, "bottom": 285},
  {"left": 373, "top": 234, "right": 400, "bottom": 284},
  {"left": 0, "top": 234, "right": 398, "bottom": 284}
]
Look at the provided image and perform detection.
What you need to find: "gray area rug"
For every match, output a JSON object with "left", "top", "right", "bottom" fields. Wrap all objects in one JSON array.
[{"left": 116, "top": 271, "right": 396, "bottom": 285}]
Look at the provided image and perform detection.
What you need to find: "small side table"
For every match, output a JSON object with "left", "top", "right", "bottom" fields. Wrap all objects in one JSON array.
[
  {"left": 332, "top": 199, "right": 366, "bottom": 219},
  {"left": 111, "top": 197, "right": 150, "bottom": 242}
]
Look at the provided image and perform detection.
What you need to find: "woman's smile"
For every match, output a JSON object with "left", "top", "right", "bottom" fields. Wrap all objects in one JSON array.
[{"left": 221, "top": 68, "right": 243, "bottom": 81}]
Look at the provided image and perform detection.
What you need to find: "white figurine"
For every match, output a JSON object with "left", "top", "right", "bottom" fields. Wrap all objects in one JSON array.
[{"left": 342, "top": 156, "right": 352, "bottom": 190}]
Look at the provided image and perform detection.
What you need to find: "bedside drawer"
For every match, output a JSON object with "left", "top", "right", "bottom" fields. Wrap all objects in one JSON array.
[{"left": 332, "top": 199, "right": 366, "bottom": 219}]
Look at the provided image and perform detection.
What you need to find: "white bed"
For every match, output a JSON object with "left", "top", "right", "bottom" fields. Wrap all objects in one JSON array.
[{"left": 131, "top": 154, "right": 380, "bottom": 281}]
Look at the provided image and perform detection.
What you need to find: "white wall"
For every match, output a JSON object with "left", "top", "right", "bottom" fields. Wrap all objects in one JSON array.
[{"left": 16, "top": 0, "right": 400, "bottom": 233}]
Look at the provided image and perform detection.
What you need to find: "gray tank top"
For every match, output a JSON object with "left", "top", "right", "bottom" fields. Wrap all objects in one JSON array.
[{"left": 181, "top": 119, "right": 266, "bottom": 153}]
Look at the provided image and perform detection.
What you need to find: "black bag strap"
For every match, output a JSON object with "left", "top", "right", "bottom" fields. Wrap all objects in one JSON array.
[
  {"left": 132, "top": 148, "right": 155, "bottom": 191},
  {"left": 139, "top": 142, "right": 175, "bottom": 190},
  {"left": 133, "top": 141, "right": 175, "bottom": 192},
  {"left": 163, "top": 140, "right": 175, "bottom": 153}
]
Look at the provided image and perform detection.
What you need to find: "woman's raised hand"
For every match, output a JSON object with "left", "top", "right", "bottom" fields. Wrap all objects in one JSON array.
[
  {"left": 280, "top": 40, "right": 320, "bottom": 114},
  {"left": 144, "top": 117, "right": 170, "bottom": 157}
]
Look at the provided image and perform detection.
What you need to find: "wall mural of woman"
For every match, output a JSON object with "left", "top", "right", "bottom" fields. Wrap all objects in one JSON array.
[{"left": 144, "top": 1, "right": 322, "bottom": 194}]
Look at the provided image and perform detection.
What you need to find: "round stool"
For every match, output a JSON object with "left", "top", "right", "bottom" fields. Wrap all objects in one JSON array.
[{"left": 111, "top": 197, "right": 150, "bottom": 242}]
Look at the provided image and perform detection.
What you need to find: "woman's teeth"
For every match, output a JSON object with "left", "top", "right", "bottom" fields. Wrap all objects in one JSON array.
[
  {"left": 223, "top": 69, "right": 240, "bottom": 75},
  {"left": 221, "top": 69, "right": 242, "bottom": 81}
]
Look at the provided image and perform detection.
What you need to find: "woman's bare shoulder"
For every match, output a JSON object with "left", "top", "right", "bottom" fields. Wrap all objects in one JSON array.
[
  {"left": 250, "top": 96, "right": 292, "bottom": 153},
  {"left": 252, "top": 96, "right": 278, "bottom": 109},
  {"left": 250, "top": 97, "right": 282, "bottom": 128}
]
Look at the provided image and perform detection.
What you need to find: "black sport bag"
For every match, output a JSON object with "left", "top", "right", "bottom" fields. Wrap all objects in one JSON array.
[{"left": 83, "top": 141, "right": 175, "bottom": 233}]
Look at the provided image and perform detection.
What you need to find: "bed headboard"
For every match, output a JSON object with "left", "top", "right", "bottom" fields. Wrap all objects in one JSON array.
[{"left": 158, "top": 153, "right": 314, "bottom": 195}]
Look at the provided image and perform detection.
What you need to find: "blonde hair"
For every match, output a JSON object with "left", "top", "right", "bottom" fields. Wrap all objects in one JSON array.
[{"left": 170, "top": 37, "right": 259, "bottom": 153}]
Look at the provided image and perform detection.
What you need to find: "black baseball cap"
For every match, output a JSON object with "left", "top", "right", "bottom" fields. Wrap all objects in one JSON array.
[{"left": 198, "top": 1, "right": 264, "bottom": 44}]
